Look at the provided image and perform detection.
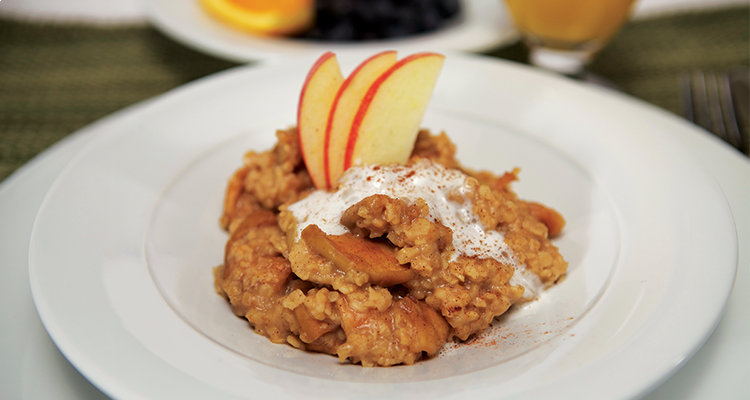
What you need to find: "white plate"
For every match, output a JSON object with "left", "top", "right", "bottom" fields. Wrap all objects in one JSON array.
[
  {"left": 28, "top": 53, "right": 737, "bottom": 399},
  {"left": 144, "top": 0, "right": 516, "bottom": 63}
]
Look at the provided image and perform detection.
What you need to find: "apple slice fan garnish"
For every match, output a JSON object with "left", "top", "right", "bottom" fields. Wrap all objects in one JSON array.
[{"left": 298, "top": 51, "right": 445, "bottom": 190}]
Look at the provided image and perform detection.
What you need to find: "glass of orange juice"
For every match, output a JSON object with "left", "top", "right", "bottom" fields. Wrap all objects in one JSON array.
[{"left": 504, "top": 0, "right": 638, "bottom": 74}]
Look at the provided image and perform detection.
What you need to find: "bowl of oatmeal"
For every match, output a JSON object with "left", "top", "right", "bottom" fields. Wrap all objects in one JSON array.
[
  {"left": 145, "top": 103, "right": 620, "bottom": 380},
  {"left": 28, "top": 52, "right": 735, "bottom": 399}
]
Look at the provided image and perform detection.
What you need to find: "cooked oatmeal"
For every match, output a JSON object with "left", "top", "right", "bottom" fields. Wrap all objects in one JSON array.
[{"left": 214, "top": 128, "right": 567, "bottom": 367}]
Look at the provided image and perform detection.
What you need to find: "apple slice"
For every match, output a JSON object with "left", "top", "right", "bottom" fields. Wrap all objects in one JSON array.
[
  {"left": 301, "top": 224, "right": 415, "bottom": 287},
  {"left": 344, "top": 52, "right": 445, "bottom": 170},
  {"left": 324, "top": 50, "right": 398, "bottom": 187},
  {"left": 298, "top": 52, "right": 344, "bottom": 189}
]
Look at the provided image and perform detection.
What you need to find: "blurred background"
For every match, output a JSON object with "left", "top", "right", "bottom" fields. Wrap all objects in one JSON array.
[{"left": 0, "top": 0, "right": 747, "bottom": 180}]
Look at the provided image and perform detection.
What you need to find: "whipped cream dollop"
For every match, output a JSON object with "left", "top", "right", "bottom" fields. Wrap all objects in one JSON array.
[{"left": 287, "top": 160, "right": 543, "bottom": 298}]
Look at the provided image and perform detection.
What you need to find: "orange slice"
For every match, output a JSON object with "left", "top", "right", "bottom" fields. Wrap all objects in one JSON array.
[{"left": 200, "top": 0, "right": 314, "bottom": 36}]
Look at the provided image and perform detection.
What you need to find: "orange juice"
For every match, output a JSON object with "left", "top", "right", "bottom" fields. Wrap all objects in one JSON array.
[{"left": 504, "top": 0, "right": 637, "bottom": 49}]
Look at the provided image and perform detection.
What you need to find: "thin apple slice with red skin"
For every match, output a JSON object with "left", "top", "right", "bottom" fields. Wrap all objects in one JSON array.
[
  {"left": 324, "top": 50, "right": 398, "bottom": 188},
  {"left": 297, "top": 52, "right": 344, "bottom": 189},
  {"left": 344, "top": 52, "right": 445, "bottom": 170}
]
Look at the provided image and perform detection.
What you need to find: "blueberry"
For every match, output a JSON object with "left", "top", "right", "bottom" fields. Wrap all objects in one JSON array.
[
  {"left": 296, "top": 0, "right": 461, "bottom": 41},
  {"left": 436, "top": 0, "right": 460, "bottom": 18},
  {"left": 322, "top": 20, "right": 357, "bottom": 41}
]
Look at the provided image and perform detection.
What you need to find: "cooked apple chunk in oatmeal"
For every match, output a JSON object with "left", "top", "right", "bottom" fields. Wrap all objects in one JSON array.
[{"left": 214, "top": 128, "right": 568, "bottom": 367}]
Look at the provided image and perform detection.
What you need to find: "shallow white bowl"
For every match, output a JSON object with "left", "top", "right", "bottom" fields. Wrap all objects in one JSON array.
[{"left": 28, "top": 53, "right": 737, "bottom": 399}]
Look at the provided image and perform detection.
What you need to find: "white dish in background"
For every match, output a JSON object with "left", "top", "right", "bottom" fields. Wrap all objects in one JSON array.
[
  {"left": 1, "top": 0, "right": 746, "bottom": 25},
  {"left": 27, "top": 53, "right": 738, "bottom": 399},
  {"left": 144, "top": 0, "right": 516, "bottom": 63}
]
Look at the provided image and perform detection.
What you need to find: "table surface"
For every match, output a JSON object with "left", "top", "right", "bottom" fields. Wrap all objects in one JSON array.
[{"left": 0, "top": 1, "right": 748, "bottom": 399}]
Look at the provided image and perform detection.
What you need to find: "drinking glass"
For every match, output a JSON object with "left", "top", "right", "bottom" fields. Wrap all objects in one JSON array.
[{"left": 503, "top": 0, "right": 638, "bottom": 75}]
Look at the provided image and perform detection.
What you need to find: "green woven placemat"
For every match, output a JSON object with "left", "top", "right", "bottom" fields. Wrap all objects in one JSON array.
[
  {"left": 0, "top": 24, "right": 239, "bottom": 181},
  {"left": 1, "top": 6, "right": 748, "bottom": 182}
]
